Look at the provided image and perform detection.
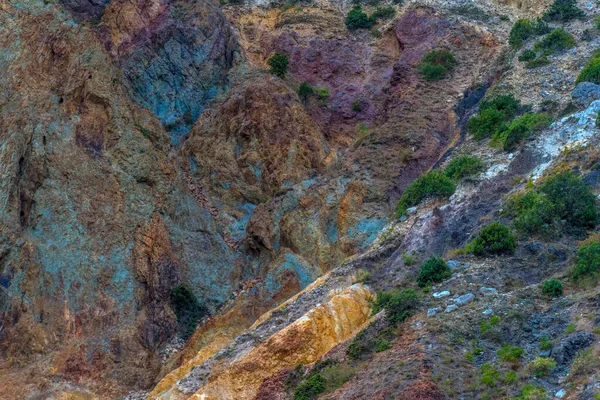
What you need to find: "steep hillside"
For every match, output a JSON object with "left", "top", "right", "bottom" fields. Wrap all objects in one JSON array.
[{"left": 2, "top": 0, "right": 600, "bottom": 398}]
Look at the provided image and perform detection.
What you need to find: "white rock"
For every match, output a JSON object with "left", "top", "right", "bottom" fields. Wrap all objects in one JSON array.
[
  {"left": 445, "top": 304, "right": 458, "bottom": 313},
  {"left": 555, "top": 388, "right": 566, "bottom": 398},
  {"left": 427, "top": 307, "right": 440, "bottom": 317},
  {"left": 433, "top": 291, "right": 450, "bottom": 299}
]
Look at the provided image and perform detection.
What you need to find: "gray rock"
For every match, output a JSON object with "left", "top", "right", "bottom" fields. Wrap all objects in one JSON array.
[
  {"left": 427, "top": 307, "right": 440, "bottom": 317},
  {"left": 540, "top": 350, "right": 551, "bottom": 357},
  {"left": 553, "top": 332, "right": 594, "bottom": 365},
  {"left": 433, "top": 291, "right": 450, "bottom": 299},
  {"left": 407, "top": 207, "right": 418, "bottom": 214},
  {"left": 479, "top": 287, "right": 498, "bottom": 297},
  {"left": 572, "top": 82, "right": 600, "bottom": 107},
  {"left": 446, "top": 260, "right": 461, "bottom": 270},
  {"left": 454, "top": 293, "right": 475, "bottom": 306},
  {"left": 399, "top": 215, "right": 407, "bottom": 222},
  {"left": 445, "top": 304, "right": 458, "bottom": 313}
]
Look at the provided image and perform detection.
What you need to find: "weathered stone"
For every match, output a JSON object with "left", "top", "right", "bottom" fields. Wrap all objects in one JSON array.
[
  {"left": 427, "top": 307, "right": 441, "bottom": 317},
  {"left": 454, "top": 293, "right": 475, "bottom": 306},
  {"left": 445, "top": 304, "right": 459, "bottom": 313},
  {"left": 433, "top": 291, "right": 450, "bottom": 299},
  {"left": 479, "top": 287, "right": 498, "bottom": 297},
  {"left": 572, "top": 82, "right": 600, "bottom": 108}
]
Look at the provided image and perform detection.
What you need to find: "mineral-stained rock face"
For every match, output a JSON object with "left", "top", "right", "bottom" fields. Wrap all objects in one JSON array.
[
  {"left": 60, "top": 0, "right": 240, "bottom": 143},
  {"left": 0, "top": 0, "right": 241, "bottom": 395},
  {"left": 182, "top": 73, "right": 331, "bottom": 203}
]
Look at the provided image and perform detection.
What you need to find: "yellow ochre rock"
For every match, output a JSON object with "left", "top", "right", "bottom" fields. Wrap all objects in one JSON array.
[{"left": 190, "top": 283, "right": 373, "bottom": 400}]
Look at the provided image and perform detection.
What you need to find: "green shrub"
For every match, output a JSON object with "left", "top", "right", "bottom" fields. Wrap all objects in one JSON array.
[
  {"left": 504, "top": 171, "right": 598, "bottom": 237},
  {"left": 518, "top": 49, "right": 537, "bottom": 62},
  {"left": 395, "top": 171, "right": 456, "bottom": 217},
  {"left": 346, "top": 6, "right": 375, "bottom": 30},
  {"left": 491, "top": 112, "right": 551, "bottom": 151},
  {"left": 480, "top": 363, "right": 501, "bottom": 386},
  {"left": 298, "top": 82, "right": 314, "bottom": 104},
  {"left": 543, "top": 0, "right": 584, "bottom": 22},
  {"left": 419, "top": 63, "right": 447, "bottom": 81},
  {"left": 268, "top": 52, "right": 289, "bottom": 78},
  {"left": 171, "top": 285, "right": 209, "bottom": 340},
  {"left": 540, "top": 337, "right": 553, "bottom": 351},
  {"left": 375, "top": 340, "right": 391, "bottom": 352},
  {"left": 541, "top": 277, "right": 563, "bottom": 296},
  {"left": 351, "top": 101, "right": 362, "bottom": 112},
  {"left": 525, "top": 56, "right": 551, "bottom": 69},
  {"left": 374, "top": 288, "right": 420, "bottom": 324},
  {"left": 497, "top": 344, "right": 525, "bottom": 362},
  {"left": 465, "top": 222, "right": 517, "bottom": 256},
  {"left": 577, "top": 54, "right": 600, "bottom": 84},
  {"left": 371, "top": 6, "right": 395, "bottom": 20},
  {"left": 528, "top": 357, "right": 557, "bottom": 377},
  {"left": 571, "top": 239, "right": 600, "bottom": 282},
  {"left": 402, "top": 252, "right": 416, "bottom": 266},
  {"left": 417, "top": 257, "right": 451, "bottom": 287},
  {"left": 315, "top": 86, "right": 330, "bottom": 104},
  {"left": 504, "top": 370, "right": 518, "bottom": 384},
  {"left": 294, "top": 373, "right": 325, "bottom": 400},
  {"left": 517, "top": 384, "right": 547, "bottom": 400},
  {"left": 418, "top": 49, "right": 457, "bottom": 81},
  {"left": 444, "top": 155, "right": 484, "bottom": 181},
  {"left": 468, "top": 94, "right": 521, "bottom": 140},
  {"left": 533, "top": 28, "right": 576, "bottom": 54},
  {"left": 509, "top": 19, "right": 535, "bottom": 48}
]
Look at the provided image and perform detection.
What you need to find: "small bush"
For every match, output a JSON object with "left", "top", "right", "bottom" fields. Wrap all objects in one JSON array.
[
  {"left": 315, "top": 86, "right": 330, "bottom": 104},
  {"left": 268, "top": 52, "right": 289, "bottom": 78},
  {"left": 533, "top": 28, "right": 576, "bottom": 54},
  {"left": 510, "top": 18, "right": 550, "bottom": 47},
  {"left": 543, "top": 0, "right": 584, "bottom": 22},
  {"left": 395, "top": 171, "right": 456, "bottom": 217},
  {"left": 418, "top": 49, "right": 457, "bottom": 81},
  {"left": 346, "top": 6, "right": 375, "bottom": 30},
  {"left": 525, "top": 56, "right": 551, "bottom": 69},
  {"left": 294, "top": 373, "right": 325, "bottom": 400},
  {"left": 497, "top": 344, "right": 525, "bottom": 362},
  {"left": 491, "top": 112, "right": 551, "bottom": 151},
  {"left": 504, "top": 370, "right": 518, "bottom": 384},
  {"left": 468, "top": 94, "right": 521, "bottom": 140},
  {"left": 374, "top": 288, "right": 420, "bottom": 324},
  {"left": 571, "top": 239, "right": 600, "bottom": 282},
  {"left": 509, "top": 19, "right": 536, "bottom": 48},
  {"left": 566, "top": 322, "right": 576, "bottom": 333},
  {"left": 171, "top": 285, "right": 209, "bottom": 340},
  {"left": 528, "top": 357, "right": 557, "bottom": 377},
  {"left": 504, "top": 171, "right": 598, "bottom": 237},
  {"left": 540, "top": 337, "right": 553, "bottom": 351},
  {"left": 541, "top": 277, "right": 563, "bottom": 296},
  {"left": 517, "top": 384, "right": 547, "bottom": 400},
  {"left": 444, "top": 155, "right": 484, "bottom": 181},
  {"left": 465, "top": 222, "right": 517, "bottom": 256},
  {"left": 518, "top": 49, "right": 537, "bottom": 62},
  {"left": 480, "top": 363, "right": 501, "bottom": 386},
  {"left": 577, "top": 54, "right": 600, "bottom": 84},
  {"left": 417, "top": 257, "right": 451, "bottom": 287},
  {"left": 371, "top": 6, "right": 395, "bottom": 20},
  {"left": 402, "top": 252, "right": 416, "bottom": 266},
  {"left": 298, "top": 82, "right": 314, "bottom": 104},
  {"left": 569, "top": 348, "right": 600, "bottom": 378},
  {"left": 351, "top": 101, "right": 362, "bottom": 112}
]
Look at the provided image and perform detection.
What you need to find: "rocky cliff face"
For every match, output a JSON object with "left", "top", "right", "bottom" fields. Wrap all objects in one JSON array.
[{"left": 3, "top": 0, "right": 600, "bottom": 398}]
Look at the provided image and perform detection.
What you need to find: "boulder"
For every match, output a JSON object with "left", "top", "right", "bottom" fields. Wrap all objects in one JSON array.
[{"left": 572, "top": 82, "right": 600, "bottom": 108}]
